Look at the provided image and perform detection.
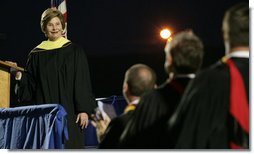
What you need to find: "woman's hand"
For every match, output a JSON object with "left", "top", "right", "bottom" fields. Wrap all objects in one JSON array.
[
  {"left": 5, "top": 61, "right": 22, "bottom": 80},
  {"left": 76, "top": 112, "right": 89, "bottom": 129}
]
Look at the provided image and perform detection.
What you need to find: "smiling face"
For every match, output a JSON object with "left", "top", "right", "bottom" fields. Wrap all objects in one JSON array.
[
  {"left": 40, "top": 8, "right": 65, "bottom": 41},
  {"left": 45, "top": 17, "right": 63, "bottom": 41}
]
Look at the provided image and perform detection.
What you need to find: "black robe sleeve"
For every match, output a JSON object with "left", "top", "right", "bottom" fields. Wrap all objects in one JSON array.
[
  {"left": 170, "top": 64, "right": 230, "bottom": 149},
  {"left": 16, "top": 53, "right": 37, "bottom": 104},
  {"left": 73, "top": 45, "right": 96, "bottom": 114}
]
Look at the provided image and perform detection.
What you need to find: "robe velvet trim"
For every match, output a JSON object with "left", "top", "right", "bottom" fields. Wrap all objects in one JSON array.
[
  {"left": 224, "top": 58, "right": 249, "bottom": 149},
  {"left": 34, "top": 37, "right": 71, "bottom": 51}
]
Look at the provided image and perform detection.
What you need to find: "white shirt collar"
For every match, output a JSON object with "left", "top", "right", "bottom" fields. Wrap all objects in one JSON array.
[
  {"left": 129, "top": 99, "right": 139, "bottom": 105},
  {"left": 175, "top": 73, "right": 196, "bottom": 79},
  {"left": 228, "top": 51, "right": 249, "bottom": 58},
  {"left": 169, "top": 72, "right": 196, "bottom": 81}
]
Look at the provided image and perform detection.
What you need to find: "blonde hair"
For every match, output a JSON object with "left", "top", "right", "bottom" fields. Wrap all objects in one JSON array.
[{"left": 40, "top": 8, "right": 65, "bottom": 33}]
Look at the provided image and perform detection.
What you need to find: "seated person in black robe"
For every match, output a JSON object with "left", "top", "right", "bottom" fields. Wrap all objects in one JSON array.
[
  {"left": 168, "top": 3, "right": 249, "bottom": 149},
  {"left": 92, "top": 64, "right": 157, "bottom": 148},
  {"left": 14, "top": 8, "right": 97, "bottom": 149},
  {"left": 119, "top": 30, "right": 204, "bottom": 148}
]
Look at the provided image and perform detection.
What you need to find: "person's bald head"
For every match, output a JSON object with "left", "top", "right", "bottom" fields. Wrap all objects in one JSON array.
[{"left": 123, "top": 64, "right": 156, "bottom": 100}]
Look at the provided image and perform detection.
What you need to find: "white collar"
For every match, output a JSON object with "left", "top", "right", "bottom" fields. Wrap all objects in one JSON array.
[
  {"left": 169, "top": 72, "right": 196, "bottom": 80},
  {"left": 175, "top": 73, "right": 196, "bottom": 79},
  {"left": 228, "top": 51, "right": 249, "bottom": 58},
  {"left": 167, "top": 73, "right": 196, "bottom": 83},
  {"left": 129, "top": 99, "right": 139, "bottom": 105}
]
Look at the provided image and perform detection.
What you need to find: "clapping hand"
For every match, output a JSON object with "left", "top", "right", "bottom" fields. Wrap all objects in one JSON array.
[{"left": 90, "top": 109, "right": 111, "bottom": 142}]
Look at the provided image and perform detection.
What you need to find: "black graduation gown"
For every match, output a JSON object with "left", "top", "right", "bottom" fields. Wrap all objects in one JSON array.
[
  {"left": 119, "top": 77, "right": 191, "bottom": 148},
  {"left": 171, "top": 58, "right": 249, "bottom": 149},
  {"left": 16, "top": 42, "right": 97, "bottom": 149}
]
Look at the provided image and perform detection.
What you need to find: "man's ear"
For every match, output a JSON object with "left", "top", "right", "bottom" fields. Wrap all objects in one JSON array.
[
  {"left": 123, "top": 82, "right": 128, "bottom": 94},
  {"left": 167, "top": 54, "right": 173, "bottom": 66},
  {"left": 164, "top": 40, "right": 173, "bottom": 74},
  {"left": 164, "top": 54, "right": 173, "bottom": 73}
]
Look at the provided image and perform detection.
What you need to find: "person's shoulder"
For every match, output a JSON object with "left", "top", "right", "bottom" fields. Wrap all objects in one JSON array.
[
  {"left": 68, "top": 43, "right": 88, "bottom": 55},
  {"left": 157, "top": 79, "right": 182, "bottom": 95},
  {"left": 67, "top": 42, "right": 78, "bottom": 47},
  {"left": 142, "top": 89, "right": 161, "bottom": 98},
  {"left": 188, "top": 60, "right": 230, "bottom": 92},
  {"left": 68, "top": 42, "right": 85, "bottom": 49},
  {"left": 139, "top": 89, "right": 166, "bottom": 106},
  {"left": 63, "top": 42, "right": 78, "bottom": 50},
  {"left": 196, "top": 60, "right": 229, "bottom": 80},
  {"left": 29, "top": 47, "right": 46, "bottom": 56}
]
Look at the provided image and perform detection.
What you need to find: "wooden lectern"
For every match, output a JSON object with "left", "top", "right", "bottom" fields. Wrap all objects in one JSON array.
[{"left": 0, "top": 60, "right": 24, "bottom": 108}]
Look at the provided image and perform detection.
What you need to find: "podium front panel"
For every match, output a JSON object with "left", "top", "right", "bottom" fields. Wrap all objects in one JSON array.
[{"left": 0, "top": 67, "right": 10, "bottom": 108}]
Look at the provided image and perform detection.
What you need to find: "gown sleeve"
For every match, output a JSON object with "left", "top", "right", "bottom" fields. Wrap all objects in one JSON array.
[
  {"left": 171, "top": 67, "right": 230, "bottom": 148},
  {"left": 16, "top": 53, "right": 37, "bottom": 103},
  {"left": 73, "top": 45, "right": 96, "bottom": 114}
]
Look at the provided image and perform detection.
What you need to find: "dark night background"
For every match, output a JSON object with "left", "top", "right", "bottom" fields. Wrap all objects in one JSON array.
[{"left": 0, "top": 0, "right": 248, "bottom": 102}]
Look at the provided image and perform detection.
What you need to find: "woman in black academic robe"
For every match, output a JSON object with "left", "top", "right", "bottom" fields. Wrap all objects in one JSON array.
[{"left": 15, "top": 8, "right": 96, "bottom": 149}]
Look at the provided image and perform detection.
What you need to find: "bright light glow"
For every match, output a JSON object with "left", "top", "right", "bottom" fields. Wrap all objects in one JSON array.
[{"left": 160, "top": 29, "right": 171, "bottom": 39}]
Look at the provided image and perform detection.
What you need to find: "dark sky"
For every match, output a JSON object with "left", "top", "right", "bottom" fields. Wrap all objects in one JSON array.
[{"left": 0, "top": 0, "right": 248, "bottom": 99}]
